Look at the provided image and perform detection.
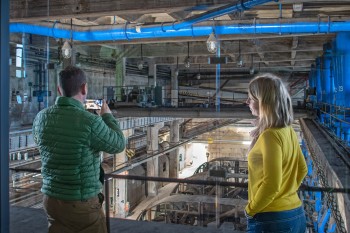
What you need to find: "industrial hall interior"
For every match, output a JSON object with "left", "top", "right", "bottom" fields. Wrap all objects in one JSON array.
[{"left": 1, "top": 0, "right": 350, "bottom": 233}]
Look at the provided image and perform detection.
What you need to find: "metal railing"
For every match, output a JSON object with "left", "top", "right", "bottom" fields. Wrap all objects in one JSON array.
[{"left": 9, "top": 167, "right": 350, "bottom": 233}]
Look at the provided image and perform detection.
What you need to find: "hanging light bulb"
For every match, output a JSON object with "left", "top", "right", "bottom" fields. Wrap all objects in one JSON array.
[
  {"left": 184, "top": 57, "right": 191, "bottom": 68},
  {"left": 137, "top": 60, "right": 144, "bottom": 70},
  {"left": 237, "top": 58, "right": 244, "bottom": 68},
  {"left": 62, "top": 40, "right": 72, "bottom": 59},
  {"left": 196, "top": 64, "right": 201, "bottom": 79},
  {"left": 184, "top": 42, "right": 191, "bottom": 68},
  {"left": 207, "top": 32, "right": 218, "bottom": 53},
  {"left": 237, "top": 40, "right": 244, "bottom": 68},
  {"left": 174, "top": 68, "right": 179, "bottom": 77},
  {"left": 138, "top": 44, "right": 144, "bottom": 70}
]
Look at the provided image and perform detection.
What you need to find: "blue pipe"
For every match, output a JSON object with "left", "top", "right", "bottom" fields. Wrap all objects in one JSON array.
[
  {"left": 336, "top": 32, "right": 350, "bottom": 107},
  {"left": 322, "top": 46, "right": 332, "bottom": 104},
  {"left": 9, "top": 21, "right": 350, "bottom": 42},
  {"left": 318, "top": 209, "right": 331, "bottom": 233},
  {"left": 316, "top": 57, "right": 322, "bottom": 103},
  {"left": 173, "top": 0, "right": 276, "bottom": 30}
]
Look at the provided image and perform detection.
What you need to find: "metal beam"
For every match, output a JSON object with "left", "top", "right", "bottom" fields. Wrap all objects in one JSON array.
[
  {"left": 291, "top": 36, "right": 299, "bottom": 66},
  {"left": 113, "top": 106, "right": 309, "bottom": 119},
  {"left": 1, "top": 0, "right": 10, "bottom": 232},
  {"left": 10, "top": 0, "right": 235, "bottom": 22}
]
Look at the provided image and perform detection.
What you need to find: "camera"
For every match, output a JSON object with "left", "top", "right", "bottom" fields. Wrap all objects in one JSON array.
[{"left": 85, "top": 99, "right": 103, "bottom": 110}]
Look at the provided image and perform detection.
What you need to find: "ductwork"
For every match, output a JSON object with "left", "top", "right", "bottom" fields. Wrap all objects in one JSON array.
[
  {"left": 10, "top": 20, "right": 350, "bottom": 42},
  {"left": 10, "top": 0, "right": 279, "bottom": 42}
]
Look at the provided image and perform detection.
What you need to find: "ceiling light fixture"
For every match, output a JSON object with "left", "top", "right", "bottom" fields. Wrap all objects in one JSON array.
[
  {"left": 237, "top": 40, "right": 244, "bottom": 68},
  {"left": 207, "top": 32, "right": 218, "bottom": 53},
  {"left": 62, "top": 19, "right": 73, "bottom": 59},
  {"left": 184, "top": 42, "right": 191, "bottom": 69},
  {"left": 137, "top": 44, "right": 144, "bottom": 70},
  {"left": 62, "top": 40, "right": 72, "bottom": 59},
  {"left": 197, "top": 64, "right": 201, "bottom": 80}
]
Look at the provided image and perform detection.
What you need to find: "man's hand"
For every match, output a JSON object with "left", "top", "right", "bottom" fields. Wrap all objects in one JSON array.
[{"left": 100, "top": 99, "right": 112, "bottom": 115}]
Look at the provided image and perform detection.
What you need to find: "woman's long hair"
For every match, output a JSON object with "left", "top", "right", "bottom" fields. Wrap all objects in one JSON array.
[{"left": 248, "top": 73, "right": 294, "bottom": 137}]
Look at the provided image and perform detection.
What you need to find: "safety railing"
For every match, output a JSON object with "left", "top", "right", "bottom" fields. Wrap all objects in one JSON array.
[{"left": 9, "top": 167, "right": 350, "bottom": 233}]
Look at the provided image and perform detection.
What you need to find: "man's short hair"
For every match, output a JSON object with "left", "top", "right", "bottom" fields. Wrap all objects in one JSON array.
[{"left": 59, "top": 66, "right": 86, "bottom": 97}]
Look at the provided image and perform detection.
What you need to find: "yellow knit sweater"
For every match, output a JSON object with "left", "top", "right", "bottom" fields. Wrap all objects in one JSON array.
[{"left": 245, "top": 126, "right": 308, "bottom": 216}]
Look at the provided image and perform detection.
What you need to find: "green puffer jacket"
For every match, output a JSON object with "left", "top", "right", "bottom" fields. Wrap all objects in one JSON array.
[{"left": 32, "top": 97, "right": 125, "bottom": 201}]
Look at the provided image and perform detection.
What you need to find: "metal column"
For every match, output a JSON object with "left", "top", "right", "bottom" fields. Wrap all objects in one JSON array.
[
  {"left": 1, "top": 0, "right": 10, "bottom": 232},
  {"left": 215, "top": 42, "right": 221, "bottom": 112}
]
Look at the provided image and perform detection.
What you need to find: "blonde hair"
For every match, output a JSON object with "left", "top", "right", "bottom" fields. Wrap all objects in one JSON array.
[{"left": 248, "top": 73, "right": 293, "bottom": 137}]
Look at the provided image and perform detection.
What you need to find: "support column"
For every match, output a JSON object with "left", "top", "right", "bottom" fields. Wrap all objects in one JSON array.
[
  {"left": 153, "top": 64, "right": 157, "bottom": 87},
  {"left": 169, "top": 120, "right": 183, "bottom": 178},
  {"left": 113, "top": 129, "right": 131, "bottom": 218},
  {"left": 171, "top": 67, "right": 178, "bottom": 107},
  {"left": 147, "top": 59, "right": 156, "bottom": 87},
  {"left": 146, "top": 122, "right": 164, "bottom": 196},
  {"left": 115, "top": 58, "right": 124, "bottom": 101},
  {"left": 215, "top": 42, "right": 221, "bottom": 112}
]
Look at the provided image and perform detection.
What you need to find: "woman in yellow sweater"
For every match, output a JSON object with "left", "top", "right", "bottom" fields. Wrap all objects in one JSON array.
[{"left": 245, "top": 73, "right": 308, "bottom": 233}]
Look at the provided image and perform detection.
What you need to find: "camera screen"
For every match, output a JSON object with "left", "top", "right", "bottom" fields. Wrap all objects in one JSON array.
[{"left": 95, "top": 99, "right": 103, "bottom": 107}]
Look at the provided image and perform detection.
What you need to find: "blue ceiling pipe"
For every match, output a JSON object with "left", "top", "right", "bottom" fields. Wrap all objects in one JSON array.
[
  {"left": 10, "top": 0, "right": 278, "bottom": 41},
  {"left": 9, "top": 21, "right": 350, "bottom": 42}
]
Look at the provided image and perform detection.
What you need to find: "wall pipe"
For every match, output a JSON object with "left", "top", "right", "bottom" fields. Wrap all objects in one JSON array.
[{"left": 9, "top": 21, "right": 350, "bottom": 42}]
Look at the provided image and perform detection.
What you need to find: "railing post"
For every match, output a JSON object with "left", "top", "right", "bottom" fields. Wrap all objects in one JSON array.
[{"left": 105, "top": 175, "right": 111, "bottom": 233}]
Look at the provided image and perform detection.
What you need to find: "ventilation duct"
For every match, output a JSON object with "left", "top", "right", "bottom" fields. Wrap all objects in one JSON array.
[{"left": 10, "top": 21, "right": 350, "bottom": 42}]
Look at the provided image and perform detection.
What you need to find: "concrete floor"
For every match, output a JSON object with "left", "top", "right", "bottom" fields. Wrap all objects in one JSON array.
[{"left": 10, "top": 206, "right": 244, "bottom": 233}]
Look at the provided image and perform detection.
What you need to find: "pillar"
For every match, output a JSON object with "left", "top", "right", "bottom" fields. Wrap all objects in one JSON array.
[
  {"left": 147, "top": 59, "right": 156, "bottom": 87},
  {"left": 169, "top": 119, "right": 183, "bottom": 178},
  {"left": 115, "top": 57, "right": 124, "bottom": 101},
  {"left": 146, "top": 122, "right": 164, "bottom": 196},
  {"left": 113, "top": 129, "right": 131, "bottom": 218}
]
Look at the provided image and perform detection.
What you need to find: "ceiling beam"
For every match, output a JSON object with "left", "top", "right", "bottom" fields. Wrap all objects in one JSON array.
[
  {"left": 291, "top": 36, "right": 299, "bottom": 66},
  {"left": 118, "top": 14, "right": 144, "bottom": 23},
  {"left": 10, "top": 0, "right": 235, "bottom": 22},
  {"left": 114, "top": 106, "right": 309, "bottom": 118}
]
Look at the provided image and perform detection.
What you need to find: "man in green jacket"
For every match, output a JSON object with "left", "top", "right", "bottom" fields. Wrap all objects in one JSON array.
[{"left": 33, "top": 66, "right": 125, "bottom": 233}]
